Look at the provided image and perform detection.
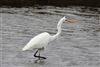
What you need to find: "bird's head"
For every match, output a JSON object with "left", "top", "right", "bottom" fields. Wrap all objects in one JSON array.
[
  {"left": 62, "top": 16, "right": 77, "bottom": 23},
  {"left": 57, "top": 16, "right": 77, "bottom": 28}
]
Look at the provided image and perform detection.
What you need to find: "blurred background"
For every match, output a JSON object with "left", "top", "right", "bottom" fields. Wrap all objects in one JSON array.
[{"left": 0, "top": 0, "right": 100, "bottom": 7}]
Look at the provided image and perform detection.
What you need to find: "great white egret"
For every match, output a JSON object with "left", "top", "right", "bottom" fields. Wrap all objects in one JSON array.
[{"left": 22, "top": 16, "right": 73, "bottom": 60}]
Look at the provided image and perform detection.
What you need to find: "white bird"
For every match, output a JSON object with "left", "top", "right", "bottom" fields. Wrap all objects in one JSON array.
[{"left": 22, "top": 16, "right": 73, "bottom": 60}]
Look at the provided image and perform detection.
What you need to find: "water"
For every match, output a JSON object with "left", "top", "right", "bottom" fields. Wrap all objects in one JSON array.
[{"left": 1, "top": 6, "right": 100, "bottom": 67}]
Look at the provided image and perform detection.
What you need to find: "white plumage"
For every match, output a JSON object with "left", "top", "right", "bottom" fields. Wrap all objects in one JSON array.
[
  {"left": 22, "top": 16, "right": 72, "bottom": 60},
  {"left": 22, "top": 32, "right": 50, "bottom": 51}
]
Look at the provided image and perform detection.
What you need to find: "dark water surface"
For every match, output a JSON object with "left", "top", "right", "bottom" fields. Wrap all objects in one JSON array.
[{"left": 1, "top": 6, "right": 100, "bottom": 67}]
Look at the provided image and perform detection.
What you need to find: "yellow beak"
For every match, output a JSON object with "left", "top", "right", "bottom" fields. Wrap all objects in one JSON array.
[{"left": 64, "top": 19, "right": 77, "bottom": 23}]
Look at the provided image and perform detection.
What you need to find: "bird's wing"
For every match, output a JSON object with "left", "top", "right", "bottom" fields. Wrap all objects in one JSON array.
[{"left": 22, "top": 32, "right": 50, "bottom": 51}]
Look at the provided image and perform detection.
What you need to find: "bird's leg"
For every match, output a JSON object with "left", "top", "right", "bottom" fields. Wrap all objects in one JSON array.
[
  {"left": 34, "top": 49, "right": 43, "bottom": 60},
  {"left": 34, "top": 49, "right": 41, "bottom": 63},
  {"left": 34, "top": 49, "right": 39, "bottom": 58},
  {"left": 38, "top": 50, "right": 41, "bottom": 60},
  {"left": 39, "top": 55, "right": 47, "bottom": 59},
  {"left": 34, "top": 49, "right": 46, "bottom": 59},
  {"left": 38, "top": 49, "right": 47, "bottom": 59}
]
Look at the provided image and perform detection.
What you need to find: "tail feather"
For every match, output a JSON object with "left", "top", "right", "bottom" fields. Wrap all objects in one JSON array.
[
  {"left": 22, "top": 44, "right": 33, "bottom": 51},
  {"left": 22, "top": 45, "right": 29, "bottom": 51},
  {"left": 22, "top": 47, "right": 26, "bottom": 51}
]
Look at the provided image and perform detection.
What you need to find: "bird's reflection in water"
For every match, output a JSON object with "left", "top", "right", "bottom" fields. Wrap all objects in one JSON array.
[
  {"left": 27, "top": 59, "right": 46, "bottom": 67},
  {"left": 34, "top": 59, "right": 46, "bottom": 65}
]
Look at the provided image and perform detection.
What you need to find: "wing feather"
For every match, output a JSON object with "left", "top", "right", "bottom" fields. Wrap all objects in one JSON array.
[{"left": 22, "top": 32, "right": 50, "bottom": 51}]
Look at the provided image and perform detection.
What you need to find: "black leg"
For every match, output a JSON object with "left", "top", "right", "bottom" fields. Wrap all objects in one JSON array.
[
  {"left": 34, "top": 49, "right": 38, "bottom": 58},
  {"left": 38, "top": 50, "right": 46, "bottom": 59},
  {"left": 34, "top": 49, "right": 46, "bottom": 59}
]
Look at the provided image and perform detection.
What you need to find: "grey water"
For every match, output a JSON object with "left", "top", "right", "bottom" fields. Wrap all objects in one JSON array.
[{"left": 1, "top": 6, "right": 100, "bottom": 67}]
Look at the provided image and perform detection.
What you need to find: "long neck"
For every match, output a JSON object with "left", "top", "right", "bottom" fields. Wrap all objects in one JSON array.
[{"left": 50, "top": 19, "right": 64, "bottom": 41}]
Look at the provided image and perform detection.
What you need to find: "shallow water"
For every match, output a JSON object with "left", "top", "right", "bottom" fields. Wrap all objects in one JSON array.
[{"left": 1, "top": 6, "right": 100, "bottom": 67}]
